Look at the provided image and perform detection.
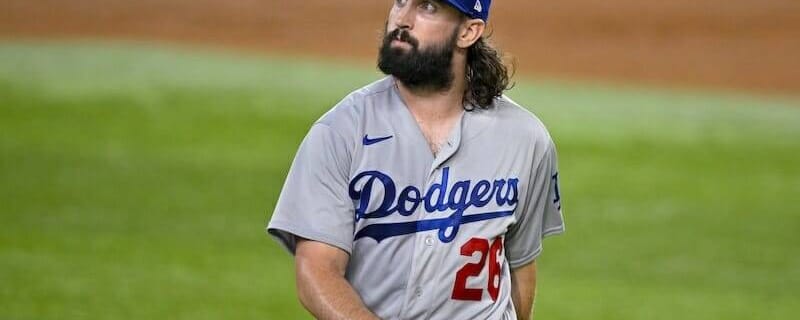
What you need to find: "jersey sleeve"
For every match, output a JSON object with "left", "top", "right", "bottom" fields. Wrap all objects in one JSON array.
[
  {"left": 267, "top": 122, "right": 355, "bottom": 255},
  {"left": 505, "top": 139, "right": 565, "bottom": 268}
]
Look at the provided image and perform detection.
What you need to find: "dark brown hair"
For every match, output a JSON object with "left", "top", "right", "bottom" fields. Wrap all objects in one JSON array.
[{"left": 464, "top": 37, "right": 514, "bottom": 110}]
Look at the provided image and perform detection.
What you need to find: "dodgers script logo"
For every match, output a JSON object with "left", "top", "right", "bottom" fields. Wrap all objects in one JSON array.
[{"left": 348, "top": 167, "right": 519, "bottom": 243}]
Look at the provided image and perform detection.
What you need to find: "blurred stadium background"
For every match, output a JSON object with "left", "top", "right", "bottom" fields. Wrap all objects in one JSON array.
[{"left": 1, "top": 1, "right": 798, "bottom": 319}]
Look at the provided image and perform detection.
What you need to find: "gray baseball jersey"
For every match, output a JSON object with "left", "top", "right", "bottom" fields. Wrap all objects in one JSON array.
[{"left": 267, "top": 76, "right": 564, "bottom": 320}]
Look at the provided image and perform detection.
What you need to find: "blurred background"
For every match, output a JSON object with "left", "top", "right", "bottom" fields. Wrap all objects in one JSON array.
[{"left": 1, "top": 0, "right": 798, "bottom": 319}]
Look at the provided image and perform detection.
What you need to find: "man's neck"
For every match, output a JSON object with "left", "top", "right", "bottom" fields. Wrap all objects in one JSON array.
[
  {"left": 396, "top": 80, "right": 464, "bottom": 121},
  {"left": 395, "top": 66, "right": 467, "bottom": 155}
]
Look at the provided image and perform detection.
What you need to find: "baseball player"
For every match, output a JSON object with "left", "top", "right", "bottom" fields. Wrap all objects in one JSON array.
[{"left": 267, "top": 0, "right": 564, "bottom": 319}]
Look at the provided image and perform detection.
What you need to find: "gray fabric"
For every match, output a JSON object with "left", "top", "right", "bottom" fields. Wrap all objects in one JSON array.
[
  {"left": 505, "top": 139, "right": 565, "bottom": 268},
  {"left": 268, "top": 123, "right": 355, "bottom": 254},
  {"left": 267, "top": 76, "right": 565, "bottom": 320}
]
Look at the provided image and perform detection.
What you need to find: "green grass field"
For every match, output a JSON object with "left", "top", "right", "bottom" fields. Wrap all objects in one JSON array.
[{"left": 1, "top": 41, "right": 799, "bottom": 319}]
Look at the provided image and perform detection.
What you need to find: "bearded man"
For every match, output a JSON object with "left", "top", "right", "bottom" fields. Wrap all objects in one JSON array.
[{"left": 267, "top": 1, "right": 565, "bottom": 319}]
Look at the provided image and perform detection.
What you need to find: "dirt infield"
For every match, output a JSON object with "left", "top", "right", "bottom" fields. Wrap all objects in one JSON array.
[{"left": 2, "top": 0, "right": 799, "bottom": 93}]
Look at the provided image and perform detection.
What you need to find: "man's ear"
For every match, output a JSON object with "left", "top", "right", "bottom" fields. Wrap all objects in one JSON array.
[{"left": 456, "top": 19, "right": 485, "bottom": 49}]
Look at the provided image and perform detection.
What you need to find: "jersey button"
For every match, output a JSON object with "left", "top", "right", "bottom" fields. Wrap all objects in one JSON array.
[
  {"left": 414, "top": 287, "right": 422, "bottom": 297},
  {"left": 424, "top": 236, "right": 434, "bottom": 246}
]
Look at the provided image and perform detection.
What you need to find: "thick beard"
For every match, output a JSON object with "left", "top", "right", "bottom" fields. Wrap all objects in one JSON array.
[{"left": 377, "top": 28, "right": 458, "bottom": 92}]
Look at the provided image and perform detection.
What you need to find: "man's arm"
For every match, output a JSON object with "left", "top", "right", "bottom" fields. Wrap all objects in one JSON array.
[
  {"left": 510, "top": 261, "right": 538, "bottom": 320},
  {"left": 295, "top": 238, "right": 380, "bottom": 320}
]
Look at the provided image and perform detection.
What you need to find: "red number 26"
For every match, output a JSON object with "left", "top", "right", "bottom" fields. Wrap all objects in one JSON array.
[{"left": 451, "top": 237, "right": 503, "bottom": 301}]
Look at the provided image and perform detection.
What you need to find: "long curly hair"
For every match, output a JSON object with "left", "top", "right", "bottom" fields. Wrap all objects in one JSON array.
[{"left": 464, "top": 37, "right": 514, "bottom": 110}]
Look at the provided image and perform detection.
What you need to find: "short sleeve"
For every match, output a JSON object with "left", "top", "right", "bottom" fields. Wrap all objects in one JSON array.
[
  {"left": 267, "top": 123, "right": 355, "bottom": 255},
  {"left": 505, "top": 139, "right": 565, "bottom": 268}
]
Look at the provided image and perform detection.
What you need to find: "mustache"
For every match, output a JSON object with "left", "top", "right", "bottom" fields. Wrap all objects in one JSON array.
[{"left": 384, "top": 28, "right": 419, "bottom": 49}]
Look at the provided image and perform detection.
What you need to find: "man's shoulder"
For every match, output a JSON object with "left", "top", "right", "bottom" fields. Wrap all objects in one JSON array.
[
  {"left": 349, "top": 76, "right": 396, "bottom": 99},
  {"left": 486, "top": 95, "right": 554, "bottom": 146},
  {"left": 304, "top": 76, "right": 393, "bottom": 144},
  {"left": 315, "top": 76, "right": 394, "bottom": 129}
]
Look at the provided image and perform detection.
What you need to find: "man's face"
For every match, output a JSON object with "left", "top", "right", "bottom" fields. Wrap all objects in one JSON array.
[{"left": 378, "top": 0, "right": 463, "bottom": 91}]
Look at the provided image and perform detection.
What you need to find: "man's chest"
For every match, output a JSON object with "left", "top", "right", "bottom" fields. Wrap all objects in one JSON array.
[{"left": 347, "top": 129, "right": 531, "bottom": 247}]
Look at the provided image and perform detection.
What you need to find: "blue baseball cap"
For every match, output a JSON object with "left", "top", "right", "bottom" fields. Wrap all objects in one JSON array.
[{"left": 443, "top": 0, "right": 492, "bottom": 21}]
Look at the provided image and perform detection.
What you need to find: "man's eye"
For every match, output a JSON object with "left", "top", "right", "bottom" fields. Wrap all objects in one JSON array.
[
  {"left": 420, "top": 2, "right": 437, "bottom": 12},
  {"left": 395, "top": 0, "right": 408, "bottom": 7}
]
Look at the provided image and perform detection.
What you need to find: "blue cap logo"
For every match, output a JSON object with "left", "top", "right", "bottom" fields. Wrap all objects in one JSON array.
[{"left": 444, "top": 0, "right": 492, "bottom": 21}]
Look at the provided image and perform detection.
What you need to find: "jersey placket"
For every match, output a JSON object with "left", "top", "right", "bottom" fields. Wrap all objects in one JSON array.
[{"left": 398, "top": 112, "right": 465, "bottom": 319}]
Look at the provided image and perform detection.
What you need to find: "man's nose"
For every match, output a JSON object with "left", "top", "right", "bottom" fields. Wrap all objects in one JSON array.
[{"left": 394, "top": 4, "right": 415, "bottom": 30}]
